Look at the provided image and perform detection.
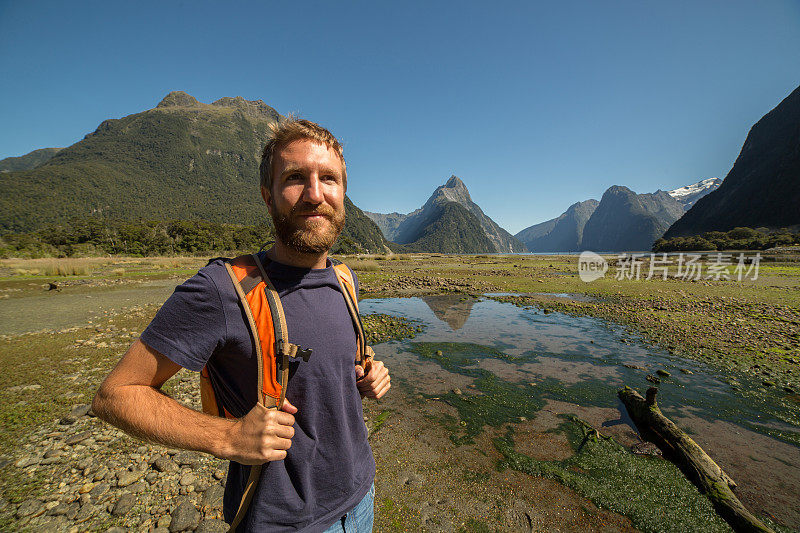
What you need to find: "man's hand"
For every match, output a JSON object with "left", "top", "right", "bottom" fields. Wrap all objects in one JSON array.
[
  {"left": 224, "top": 399, "right": 298, "bottom": 465},
  {"left": 355, "top": 360, "right": 390, "bottom": 399}
]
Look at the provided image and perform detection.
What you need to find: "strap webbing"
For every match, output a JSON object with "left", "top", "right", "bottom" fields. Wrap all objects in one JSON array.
[
  {"left": 225, "top": 255, "right": 289, "bottom": 533},
  {"left": 334, "top": 265, "right": 373, "bottom": 373},
  {"left": 251, "top": 253, "right": 291, "bottom": 410},
  {"left": 224, "top": 262, "right": 266, "bottom": 408}
]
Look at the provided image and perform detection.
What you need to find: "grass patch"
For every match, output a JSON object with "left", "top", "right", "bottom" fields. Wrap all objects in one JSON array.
[{"left": 350, "top": 259, "right": 381, "bottom": 272}]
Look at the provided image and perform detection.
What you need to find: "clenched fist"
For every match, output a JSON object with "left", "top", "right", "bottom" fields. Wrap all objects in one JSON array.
[
  {"left": 223, "top": 399, "right": 298, "bottom": 464},
  {"left": 355, "top": 360, "right": 390, "bottom": 399}
]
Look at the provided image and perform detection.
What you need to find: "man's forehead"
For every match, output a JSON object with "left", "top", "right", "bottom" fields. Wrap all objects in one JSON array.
[{"left": 275, "top": 139, "right": 343, "bottom": 170}]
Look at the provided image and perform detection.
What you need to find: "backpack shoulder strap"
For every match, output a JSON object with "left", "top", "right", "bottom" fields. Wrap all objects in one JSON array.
[
  {"left": 332, "top": 260, "right": 374, "bottom": 372},
  {"left": 221, "top": 253, "right": 311, "bottom": 533}
]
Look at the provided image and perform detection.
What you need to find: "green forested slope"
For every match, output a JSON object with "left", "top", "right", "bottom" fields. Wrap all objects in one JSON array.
[
  {"left": 0, "top": 91, "right": 388, "bottom": 253},
  {"left": 0, "top": 148, "right": 62, "bottom": 172},
  {"left": 404, "top": 202, "right": 495, "bottom": 253}
]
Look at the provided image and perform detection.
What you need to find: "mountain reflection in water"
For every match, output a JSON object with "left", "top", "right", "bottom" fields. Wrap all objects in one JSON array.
[{"left": 420, "top": 294, "right": 478, "bottom": 330}]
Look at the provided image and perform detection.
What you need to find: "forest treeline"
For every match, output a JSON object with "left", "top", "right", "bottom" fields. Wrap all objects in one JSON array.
[
  {"left": 0, "top": 218, "right": 360, "bottom": 258},
  {"left": 652, "top": 226, "right": 800, "bottom": 252}
]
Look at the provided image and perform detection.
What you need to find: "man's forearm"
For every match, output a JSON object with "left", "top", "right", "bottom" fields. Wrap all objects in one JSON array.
[
  {"left": 93, "top": 339, "right": 296, "bottom": 465},
  {"left": 92, "top": 381, "right": 234, "bottom": 459}
]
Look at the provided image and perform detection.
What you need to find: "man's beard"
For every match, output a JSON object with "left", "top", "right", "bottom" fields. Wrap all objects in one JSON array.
[{"left": 271, "top": 202, "right": 345, "bottom": 254}]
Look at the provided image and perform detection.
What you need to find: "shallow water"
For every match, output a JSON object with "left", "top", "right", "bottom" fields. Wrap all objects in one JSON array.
[{"left": 361, "top": 295, "right": 800, "bottom": 529}]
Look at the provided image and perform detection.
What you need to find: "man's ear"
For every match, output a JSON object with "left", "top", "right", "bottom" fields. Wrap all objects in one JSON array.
[{"left": 261, "top": 185, "right": 272, "bottom": 208}]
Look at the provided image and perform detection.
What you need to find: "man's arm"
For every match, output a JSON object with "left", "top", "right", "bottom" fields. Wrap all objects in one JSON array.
[{"left": 92, "top": 339, "right": 297, "bottom": 465}]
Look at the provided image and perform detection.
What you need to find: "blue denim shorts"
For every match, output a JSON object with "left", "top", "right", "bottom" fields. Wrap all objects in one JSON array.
[{"left": 321, "top": 483, "right": 375, "bottom": 533}]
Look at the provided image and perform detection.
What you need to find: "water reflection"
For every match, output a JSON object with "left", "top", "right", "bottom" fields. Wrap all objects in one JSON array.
[
  {"left": 420, "top": 294, "right": 478, "bottom": 330},
  {"left": 360, "top": 296, "right": 800, "bottom": 527}
]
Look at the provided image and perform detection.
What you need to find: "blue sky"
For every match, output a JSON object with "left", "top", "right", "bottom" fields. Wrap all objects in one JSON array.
[{"left": 1, "top": 1, "right": 798, "bottom": 234}]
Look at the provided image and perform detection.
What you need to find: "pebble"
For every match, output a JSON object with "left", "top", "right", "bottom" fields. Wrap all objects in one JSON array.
[
  {"left": 16, "top": 498, "right": 43, "bottom": 518},
  {"left": 117, "top": 469, "right": 145, "bottom": 487},
  {"left": 154, "top": 456, "right": 179, "bottom": 473},
  {"left": 15, "top": 455, "right": 40, "bottom": 468},
  {"left": 90, "top": 482, "right": 111, "bottom": 500},
  {"left": 70, "top": 404, "right": 92, "bottom": 418},
  {"left": 180, "top": 473, "right": 197, "bottom": 486},
  {"left": 40, "top": 515, "right": 71, "bottom": 530},
  {"left": 48, "top": 502, "right": 71, "bottom": 516},
  {"left": 44, "top": 500, "right": 60, "bottom": 511},
  {"left": 73, "top": 503, "right": 98, "bottom": 523},
  {"left": 93, "top": 466, "right": 110, "bottom": 481},
  {"left": 66, "top": 431, "right": 92, "bottom": 445},
  {"left": 112, "top": 492, "right": 136, "bottom": 516},
  {"left": 169, "top": 497, "right": 201, "bottom": 532},
  {"left": 201, "top": 484, "right": 225, "bottom": 508},
  {"left": 128, "top": 480, "right": 148, "bottom": 494}
]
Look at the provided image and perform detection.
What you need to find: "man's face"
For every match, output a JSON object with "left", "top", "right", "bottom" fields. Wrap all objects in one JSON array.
[{"left": 263, "top": 139, "right": 346, "bottom": 254}]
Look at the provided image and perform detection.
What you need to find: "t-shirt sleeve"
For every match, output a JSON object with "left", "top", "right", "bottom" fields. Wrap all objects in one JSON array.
[{"left": 140, "top": 264, "right": 228, "bottom": 372}]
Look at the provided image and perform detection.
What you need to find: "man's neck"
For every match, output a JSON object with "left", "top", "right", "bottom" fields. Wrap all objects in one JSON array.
[{"left": 267, "top": 241, "right": 329, "bottom": 270}]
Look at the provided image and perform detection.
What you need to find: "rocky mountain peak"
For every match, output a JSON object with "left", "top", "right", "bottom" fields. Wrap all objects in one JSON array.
[
  {"left": 156, "top": 91, "right": 199, "bottom": 108},
  {"left": 444, "top": 175, "right": 466, "bottom": 189},
  {"left": 211, "top": 96, "right": 280, "bottom": 120},
  {"left": 432, "top": 175, "right": 472, "bottom": 205}
]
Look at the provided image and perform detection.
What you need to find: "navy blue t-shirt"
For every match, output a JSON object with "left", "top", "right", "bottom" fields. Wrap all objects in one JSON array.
[{"left": 141, "top": 254, "right": 376, "bottom": 532}]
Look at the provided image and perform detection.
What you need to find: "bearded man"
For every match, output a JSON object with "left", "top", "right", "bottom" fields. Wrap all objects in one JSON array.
[{"left": 93, "top": 119, "right": 390, "bottom": 532}]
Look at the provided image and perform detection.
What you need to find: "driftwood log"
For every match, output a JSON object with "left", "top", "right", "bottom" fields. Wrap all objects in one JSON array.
[{"left": 618, "top": 386, "right": 773, "bottom": 533}]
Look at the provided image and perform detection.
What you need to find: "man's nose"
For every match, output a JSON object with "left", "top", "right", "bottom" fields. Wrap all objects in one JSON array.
[{"left": 303, "top": 175, "right": 324, "bottom": 204}]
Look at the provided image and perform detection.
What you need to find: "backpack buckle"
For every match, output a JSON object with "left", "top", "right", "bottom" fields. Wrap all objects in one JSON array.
[{"left": 277, "top": 339, "right": 313, "bottom": 362}]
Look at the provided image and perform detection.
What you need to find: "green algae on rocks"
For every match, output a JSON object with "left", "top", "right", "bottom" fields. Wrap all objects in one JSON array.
[
  {"left": 494, "top": 418, "right": 731, "bottom": 533},
  {"left": 362, "top": 313, "right": 425, "bottom": 345},
  {"left": 409, "top": 342, "right": 616, "bottom": 444}
]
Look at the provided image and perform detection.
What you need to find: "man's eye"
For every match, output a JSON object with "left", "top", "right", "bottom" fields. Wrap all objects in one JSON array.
[{"left": 286, "top": 173, "right": 302, "bottom": 181}]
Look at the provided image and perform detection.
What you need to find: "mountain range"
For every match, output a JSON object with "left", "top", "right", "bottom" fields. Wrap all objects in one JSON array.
[
  {"left": 0, "top": 148, "right": 63, "bottom": 173},
  {"left": 667, "top": 178, "right": 722, "bottom": 210},
  {"left": 3, "top": 83, "right": 797, "bottom": 255},
  {"left": 515, "top": 184, "right": 693, "bottom": 252},
  {"left": 366, "top": 176, "right": 526, "bottom": 253},
  {"left": 0, "top": 91, "right": 388, "bottom": 253}
]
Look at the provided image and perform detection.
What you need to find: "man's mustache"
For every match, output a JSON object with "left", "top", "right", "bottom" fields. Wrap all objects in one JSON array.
[{"left": 291, "top": 203, "right": 337, "bottom": 218}]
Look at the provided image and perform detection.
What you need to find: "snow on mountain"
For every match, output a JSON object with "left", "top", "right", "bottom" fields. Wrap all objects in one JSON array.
[{"left": 668, "top": 178, "right": 722, "bottom": 210}]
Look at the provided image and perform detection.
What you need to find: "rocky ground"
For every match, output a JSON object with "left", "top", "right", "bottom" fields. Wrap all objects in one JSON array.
[
  {"left": 4, "top": 369, "right": 230, "bottom": 532},
  {"left": 0, "top": 296, "right": 428, "bottom": 532}
]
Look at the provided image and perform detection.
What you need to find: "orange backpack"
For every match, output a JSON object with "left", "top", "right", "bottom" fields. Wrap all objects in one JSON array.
[{"left": 198, "top": 253, "right": 374, "bottom": 531}]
